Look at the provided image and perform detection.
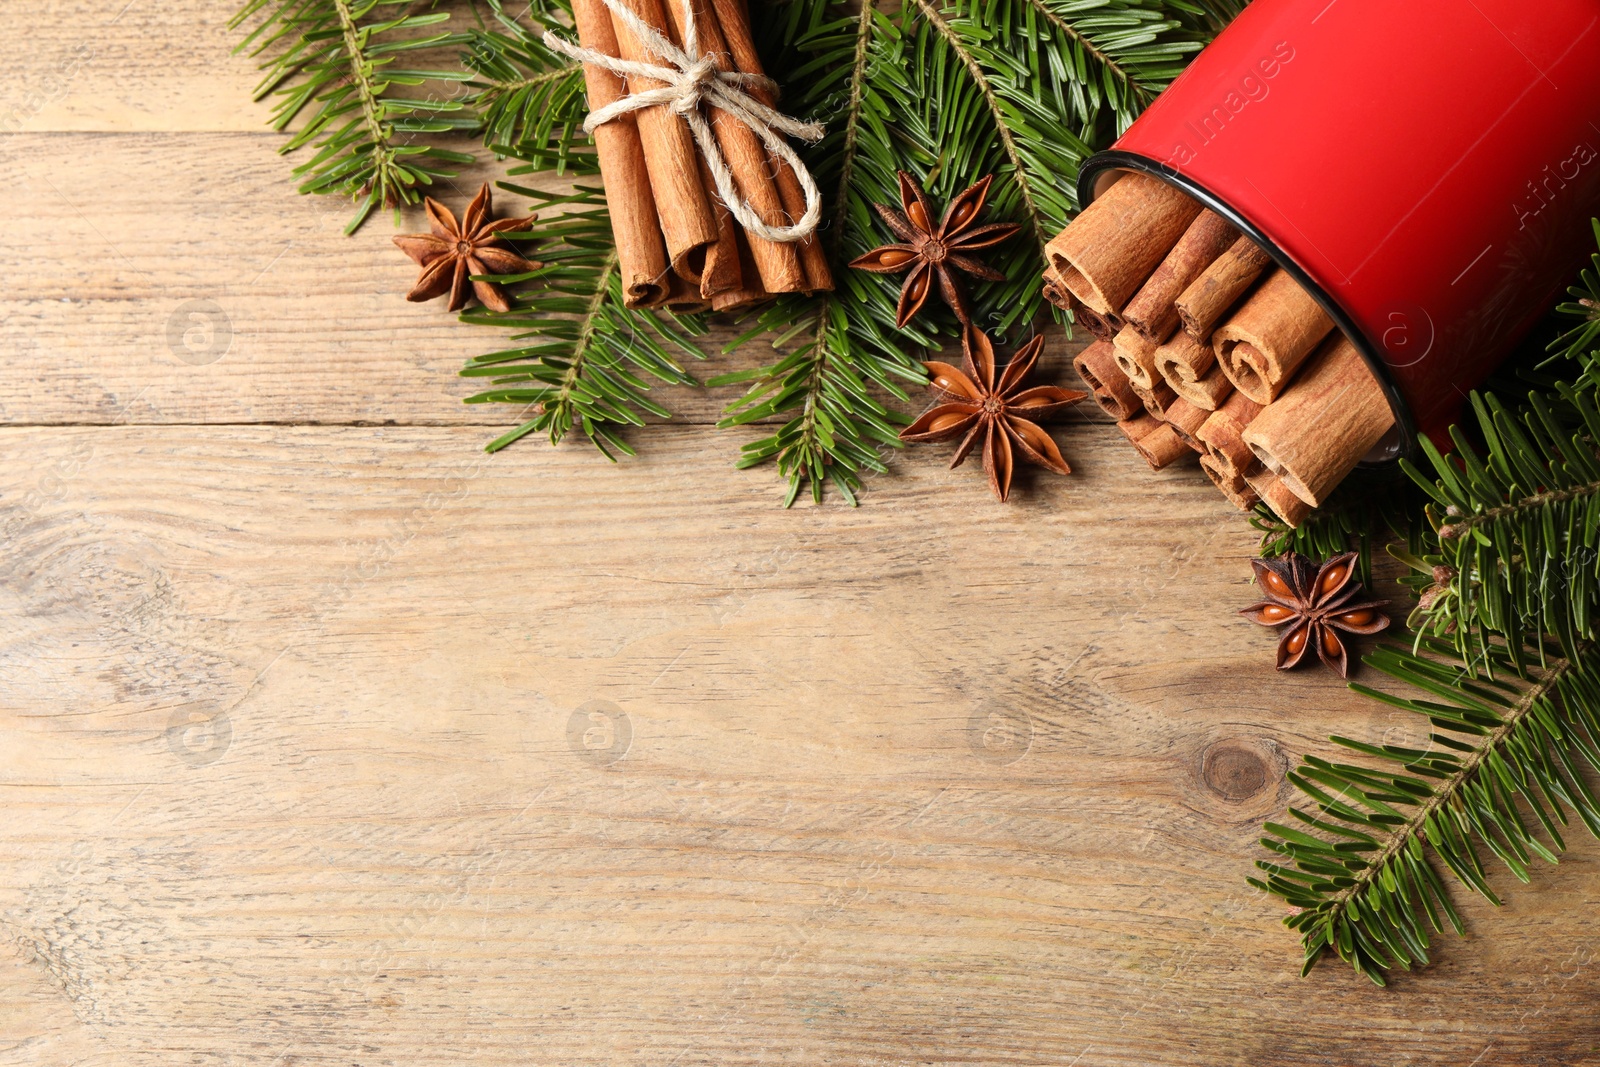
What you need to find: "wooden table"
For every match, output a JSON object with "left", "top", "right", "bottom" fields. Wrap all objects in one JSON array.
[{"left": 4, "top": 3, "right": 1599, "bottom": 1063}]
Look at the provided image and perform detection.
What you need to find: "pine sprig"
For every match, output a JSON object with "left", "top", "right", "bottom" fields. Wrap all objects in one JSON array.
[
  {"left": 462, "top": 0, "right": 593, "bottom": 170},
  {"left": 231, "top": 0, "right": 479, "bottom": 233},
  {"left": 1252, "top": 636, "right": 1600, "bottom": 987},
  {"left": 938, "top": 0, "right": 1207, "bottom": 221},
  {"left": 1404, "top": 386, "right": 1600, "bottom": 670},
  {"left": 458, "top": 185, "right": 707, "bottom": 458}
]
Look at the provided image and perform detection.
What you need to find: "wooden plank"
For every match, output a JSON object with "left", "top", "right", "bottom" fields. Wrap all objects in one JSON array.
[
  {"left": 4, "top": 0, "right": 377, "bottom": 134},
  {"left": 3, "top": 424, "right": 1599, "bottom": 1064},
  {"left": 0, "top": 130, "right": 1084, "bottom": 433},
  {"left": 0, "top": 133, "right": 595, "bottom": 427}
]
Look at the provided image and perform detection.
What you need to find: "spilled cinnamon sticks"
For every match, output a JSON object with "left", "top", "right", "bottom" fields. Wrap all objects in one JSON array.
[
  {"left": 1156, "top": 332, "right": 1231, "bottom": 410},
  {"left": 1073, "top": 340, "right": 1142, "bottom": 421},
  {"left": 1175, "top": 235, "right": 1273, "bottom": 341},
  {"left": 1053, "top": 171, "right": 1395, "bottom": 525},
  {"left": 1118, "top": 413, "right": 1190, "bottom": 471},
  {"left": 569, "top": 0, "right": 831, "bottom": 309}
]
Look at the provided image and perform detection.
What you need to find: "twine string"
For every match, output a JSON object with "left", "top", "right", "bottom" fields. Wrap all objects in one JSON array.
[{"left": 543, "top": 0, "right": 825, "bottom": 243}]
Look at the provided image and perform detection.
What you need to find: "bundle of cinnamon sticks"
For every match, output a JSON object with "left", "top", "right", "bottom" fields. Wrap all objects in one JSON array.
[
  {"left": 1042, "top": 172, "right": 1395, "bottom": 527},
  {"left": 571, "top": 0, "right": 833, "bottom": 311}
]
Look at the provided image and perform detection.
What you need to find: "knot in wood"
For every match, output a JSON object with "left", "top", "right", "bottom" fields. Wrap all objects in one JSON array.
[{"left": 1201, "top": 741, "right": 1269, "bottom": 801}]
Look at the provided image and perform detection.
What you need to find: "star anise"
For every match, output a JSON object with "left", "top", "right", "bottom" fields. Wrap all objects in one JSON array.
[
  {"left": 849, "top": 172, "right": 1021, "bottom": 329},
  {"left": 1240, "top": 552, "right": 1391, "bottom": 678},
  {"left": 393, "top": 183, "right": 541, "bottom": 313},
  {"left": 900, "top": 323, "right": 1087, "bottom": 502}
]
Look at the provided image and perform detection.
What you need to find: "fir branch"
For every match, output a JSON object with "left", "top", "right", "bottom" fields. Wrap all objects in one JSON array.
[
  {"left": 1022, "top": 0, "right": 1147, "bottom": 106},
  {"left": 908, "top": 0, "right": 1050, "bottom": 248},
  {"left": 231, "top": 0, "right": 479, "bottom": 233},
  {"left": 942, "top": 0, "right": 1207, "bottom": 173},
  {"left": 1437, "top": 477, "right": 1600, "bottom": 538},
  {"left": 828, "top": 0, "right": 877, "bottom": 255},
  {"left": 1252, "top": 636, "right": 1600, "bottom": 987},
  {"left": 714, "top": 0, "right": 926, "bottom": 505},
  {"left": 458, "top": 185, "right": 707, "bottom": 458},
  {"left": 461, "top": 0, "right": 593, "bottom": 169},
  {"left": 1546, "top": 219, "right": 1600, "bottom": 379},
  {"left": 1405, "top": 386, "right": 1600, "bottom": 666},
  {"left": 714, "top": 298, "right": 909, "bottom": 505}
]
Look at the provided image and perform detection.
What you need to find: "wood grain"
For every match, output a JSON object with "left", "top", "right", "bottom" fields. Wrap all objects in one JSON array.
[
  {"left": 4, "top": 0, "right": 1600, "bottom": 1063},
  {"left": 0, "top": 0, "right": 254, "bottom": 134},
  {"left": 0, "top": 131, "right": 1089, "bottom": 433},
  {"left": 4, "top": 427, "right": 1600, "bottom": 1065}
]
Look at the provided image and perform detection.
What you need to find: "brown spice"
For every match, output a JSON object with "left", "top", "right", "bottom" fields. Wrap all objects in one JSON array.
[
  {"left": 393, "top": 183, "right": 540, "bottom": 313},
  {"left": 1072, "top": 340, "right": 1142, "bottom": 421},
  {"left": 1122, "top": 209, "right": 1240, "bottom": 343},
  {"left": 850, "top": 173, "right": 1021, "bottom": 329},
  {"left": 1239, "top": 552, "right": 1389, "bottom": 677},
  {"left": 900, "top": 325, "right": 1086, "bottom": 501}
]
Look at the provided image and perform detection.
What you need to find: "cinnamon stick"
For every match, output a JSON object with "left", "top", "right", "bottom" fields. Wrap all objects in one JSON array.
[
  {"left": 1042, "top": 269, "right": 1071, "bottom": 313},
  {"left": 1046, "top": 172, "right": 1203, "bottom": 315},
  {"left": 1176, "top": 235, "right": 1274, "bottom": 341},
  {"left": 710, "top": 227, "right": 770, "bottom": 311},
  {"left": 696, "top": 154, "right": 748, "bottom": 302},
  {"left": 1066, "top": 290, "right": 1122, "bottom": 343},
  {"left": 664, "top": 0, "right": 805, "bottom": 295},
  {"left": 1214, "top": 269, "right": 1335, "bottom": 404},
  {"left": 1122, "top": 210, "right": 1240, "bottom": 343},
  {"left": 572, "top": 0, "right": 672, "bottom": 308},
  {"left": 1133, "top": 379, "right": 1179, "bottom": 422},
  {"left": 1163, "top": 397, "right": 1210, "bottom": 453},
  {"left": 1156, "top": 333, "right": 1232, "bottom": 410},
  {"left": 1194, "top": 391, "right": 1263, "bottom": 476},
  {"left": 662, "top": 271, "right": 710, "bottom": 312},
  {"left": 1244, "top": 463, "right": 1312, "bottom": 527},
  {"left": 1073, "top": 340, "right": 1142, "bottom": 421},
  {"left": 1117, "top": 413, "right": 1191, "bottom": 471},
  {"left": 705, "top": 0, "right": 833, "bottom": 293},
  {"left": 607, "top": 0, "right": 721, "bottom": 281},
  {"left": 1113, "top": 324, "right": 1161, "bottom": 391},
  {"left": 1200, "top": 454, "right": 1260, "bottom": 511},
  {"left": 1241, "top": 334, "right": 1396, "bottom": 507}
]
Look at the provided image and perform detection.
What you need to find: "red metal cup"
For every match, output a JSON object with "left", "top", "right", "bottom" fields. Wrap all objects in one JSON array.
[{"left": 1078, "top": 0, "right": 1600, "bottom": 455}]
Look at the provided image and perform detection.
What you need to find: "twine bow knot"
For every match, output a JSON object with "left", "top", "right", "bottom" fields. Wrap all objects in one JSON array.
[
  {"left": 543, "top": 0, "right": 826, "bottom": 243},
  {"left": 670, "top": 58, "right": 720, "bottom": 113}
]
